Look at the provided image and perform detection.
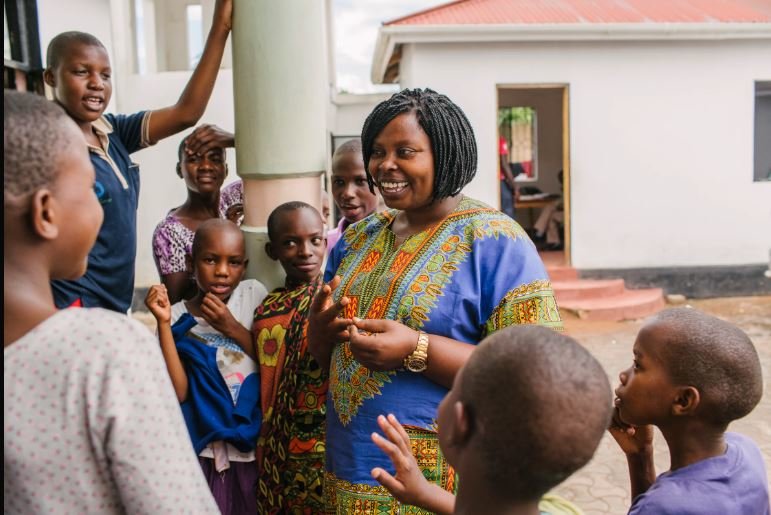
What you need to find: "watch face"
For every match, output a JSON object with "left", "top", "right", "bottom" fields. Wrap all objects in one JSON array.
[{"left": 407, "top": 359, "right": 427, "bottom": 373}]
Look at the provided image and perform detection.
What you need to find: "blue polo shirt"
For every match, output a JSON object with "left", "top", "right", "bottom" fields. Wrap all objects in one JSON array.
[{"left": 52, "top": 112, "right": 151, "bottom": 313}]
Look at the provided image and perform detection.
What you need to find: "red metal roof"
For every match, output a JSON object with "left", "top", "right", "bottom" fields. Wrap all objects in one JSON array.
[{"left": 386, "top": 0, "right": 771, "bottom": 26}]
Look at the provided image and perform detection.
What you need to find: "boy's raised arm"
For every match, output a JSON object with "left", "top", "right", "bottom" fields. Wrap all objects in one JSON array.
[{"left": 147, "top": 0, "right": 232, "bottom": 143}]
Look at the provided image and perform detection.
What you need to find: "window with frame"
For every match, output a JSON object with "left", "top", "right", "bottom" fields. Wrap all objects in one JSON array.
[
  {"left": 754, "top": 81, "right": 771, "bottom": 182},
  {"left": 498, "top": 106, "right": 538, "bottom": 182}
]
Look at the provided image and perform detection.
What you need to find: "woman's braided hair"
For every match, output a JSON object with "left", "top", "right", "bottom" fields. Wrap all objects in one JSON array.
[{"left": 360, "top": 88, "right": 478, "bottom": 201}]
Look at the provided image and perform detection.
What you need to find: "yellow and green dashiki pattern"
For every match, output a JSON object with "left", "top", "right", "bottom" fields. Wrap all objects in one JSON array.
[
  {"left": 253, "top": 281, "right": 327, "bottom": 514},
  {"left": 322, "top": 197, "right": 562, "bottom": 514}
]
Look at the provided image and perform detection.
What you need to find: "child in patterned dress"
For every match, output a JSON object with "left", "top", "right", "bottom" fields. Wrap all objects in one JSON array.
[
  {"left": 252, "top": 202, "right": 329, "bottom": 513},
  {"left": 152, "top": 126, "right": 243, "bottom": 303}
]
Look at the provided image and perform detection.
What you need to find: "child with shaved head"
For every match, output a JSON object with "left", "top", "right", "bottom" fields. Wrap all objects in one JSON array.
[
  {"left": 4, "top": 91, "right": 219, "bottom": 513},
  {"left": 253, "top": 201, "right": 329, "bottom": 512},
  {"left": 369, "top": 325, "right": 613, "bottom": 514},
  {"left": 145, "top": 219, "right": 267, "bottom": 514},
  {"left": 610, "top": 307, "right": 768, "bottom": 514}
]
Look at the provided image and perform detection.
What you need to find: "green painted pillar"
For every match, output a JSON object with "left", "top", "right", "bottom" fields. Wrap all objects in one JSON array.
[{"left": 231, "top": 0, "right": 330, "bottom": 289}]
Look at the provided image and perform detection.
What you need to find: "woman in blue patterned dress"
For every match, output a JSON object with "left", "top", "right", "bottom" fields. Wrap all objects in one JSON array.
[{"left": 308, "top": 88, "right": 562, "bottom": 514}]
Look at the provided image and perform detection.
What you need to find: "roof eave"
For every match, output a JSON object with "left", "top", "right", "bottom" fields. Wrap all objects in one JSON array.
[{"left": 371, "top": 22, "right": 771, "bottom": 84}]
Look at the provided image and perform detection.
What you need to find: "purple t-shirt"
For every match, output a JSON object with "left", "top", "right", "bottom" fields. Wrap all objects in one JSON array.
[{"left": 629, "top": 432, "right": 769, "bottom": 515}]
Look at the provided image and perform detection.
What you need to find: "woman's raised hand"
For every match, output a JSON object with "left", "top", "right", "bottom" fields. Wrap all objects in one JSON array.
[
  {"left": 308, "top": 276, "right": 352, "bottom": 368},
  {"left": 349, "top": 318, "right": 418, "bottom": 371}
]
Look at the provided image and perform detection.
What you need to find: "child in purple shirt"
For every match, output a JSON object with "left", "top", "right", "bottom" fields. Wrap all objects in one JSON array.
[{"left": 610, "top": 307, "right": 769, "bottom": 515}]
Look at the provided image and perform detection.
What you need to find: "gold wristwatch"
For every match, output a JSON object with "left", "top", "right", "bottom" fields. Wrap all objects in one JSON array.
[{"left": 404, "top": 331, "right": 429, "bottom": 373}]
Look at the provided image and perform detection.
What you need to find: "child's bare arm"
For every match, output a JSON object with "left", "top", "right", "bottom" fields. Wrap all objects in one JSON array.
[
  {"left": 147, "top": 0, "right": 232, "bottom": 143},
  {"left": 145, "top": 285, "right": 189, "bottom": 402},
  {"left": 608, "top": 408, "right": 656, "bottom": 499},
  {"left": 200, "top": 293, "right": 257, "bottom": 361},
  {"left": 371, "top": 414, "right": 455, "bottom": 515}
]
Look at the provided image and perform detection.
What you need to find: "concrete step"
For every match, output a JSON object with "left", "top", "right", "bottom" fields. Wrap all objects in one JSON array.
[
  {"left": 558, "top": 288, "right": 666, "bottom": 322},
  {"left": 552, "top": 279, "right": 626, "bottom": 302},
  {"left": 547, "top": 266, "right": 579, "bottom": 282}
]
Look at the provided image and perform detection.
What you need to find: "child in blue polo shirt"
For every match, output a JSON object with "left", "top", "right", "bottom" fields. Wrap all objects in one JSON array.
[{"left": 47, "top": 0, "right": 233, "bottom": 313}]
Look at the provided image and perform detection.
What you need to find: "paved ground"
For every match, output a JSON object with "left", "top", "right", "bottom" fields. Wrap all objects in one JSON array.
[
  {"left": 552, "top": 295, "right": 771, "bottom": 514},
  {"left": 132, "top": 295, "right": 771, "bottom": 513}
]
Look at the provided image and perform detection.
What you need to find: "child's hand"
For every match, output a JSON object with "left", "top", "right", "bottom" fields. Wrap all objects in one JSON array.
[
  {"left": 200, "top": 293, "right": 239, "bottom": 335},
  {"left": 608, "top": 407, "right": 654, "bottom": 456},
  {"left": 185, "top": 124, "right": 234, "bottom": 157},
  {"left": 145, "top": 285, "right": 172, "bottom": 325},
  {"left": 371, "top": 414, "right": 433, "bottom": 509}
]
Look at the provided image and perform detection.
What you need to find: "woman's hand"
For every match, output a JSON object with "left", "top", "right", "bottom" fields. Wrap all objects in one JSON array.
[
  {"left": 308, "top": 276, "right": 352, "bottom": 368},
  {"left": 349, "top": 318, "right": 418, "bottom": 371},
  {"left": 145, "top": 285, "right": 172, "bottom": 325},
  {"left": 184, "top": 124, "right": 235, "bottom": 157},
  {"left": 371, "top": 414, "right": 455, "bottom": 515}
]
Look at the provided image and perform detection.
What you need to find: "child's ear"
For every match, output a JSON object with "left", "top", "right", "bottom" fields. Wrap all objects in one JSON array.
[
  {"left": 43, "top": 68, "right": 56, "bottom": 87},
  {"left": 449, "top": 401, "right": 472, "bottom": 447},
  {"left": 176, "top": 163, "right": 183, "bottom": 178},
  {"left": 30, "top": 189, "right": 59, "bottom": 240},
  {"left": 672, "top": 386, "right": 700, "bottom": 416},
  {"left": 264, "top": 242, "right": 277, "bottom": 261}
]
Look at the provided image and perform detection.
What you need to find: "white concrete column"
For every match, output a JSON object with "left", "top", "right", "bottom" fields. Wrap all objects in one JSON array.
[{"left": 232, "top": 0, "right": 329, "bottom": 289}]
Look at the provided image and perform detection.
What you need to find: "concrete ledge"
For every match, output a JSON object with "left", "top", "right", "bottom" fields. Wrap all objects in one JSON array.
[{"left": 579, "top": 264, "right": 771, "bottom": 299}]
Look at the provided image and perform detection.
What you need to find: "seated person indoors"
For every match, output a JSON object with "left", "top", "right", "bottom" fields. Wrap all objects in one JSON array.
[
  {"left": 152, "top": 125, "right": 243, "bottom": 303},
  {"left": 532, "top": 170, "right": 564, "bottom": 251},
  {"left": 145, "top": 219, "right": 268, "bottom": 515},
  {"left": 326, "top": 138, "right": 381, "bottom": 252},
  {"left": 4, "top": 90, "right": 219, "bottom": 513},
  {"left": 252, "top": 202, "right": 329, "bottom": 512},
  {"left": 610, "top": 307, "right": 768, "bottom": 514},
  {"left": 369, "top": 325, "right": 613, "bottom": 515}
]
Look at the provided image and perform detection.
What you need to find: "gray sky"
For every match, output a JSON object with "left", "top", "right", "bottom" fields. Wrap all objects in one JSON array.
[{"left": 332, "top": 0, "right": 446, "bottom": 93}]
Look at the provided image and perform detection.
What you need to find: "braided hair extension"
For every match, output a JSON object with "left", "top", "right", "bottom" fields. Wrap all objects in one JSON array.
[{"left": 360, "top": 88, "right": 478, "bottom": 201}]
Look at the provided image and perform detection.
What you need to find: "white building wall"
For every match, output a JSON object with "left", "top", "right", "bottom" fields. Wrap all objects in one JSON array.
[
  {"left": 402, "top": 39, "right": 771, "bottom": 269},
  {"left": 331, "top": 92, "right": 391, "bottom": 136}
]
